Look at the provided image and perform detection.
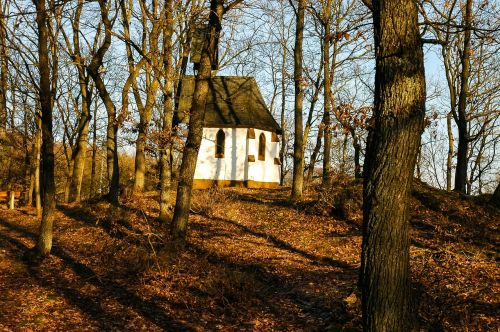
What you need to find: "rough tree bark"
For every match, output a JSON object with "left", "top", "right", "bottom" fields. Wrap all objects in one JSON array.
[
  {"left": 90, "top": 97, "right": 98, "bottom": 197},
  {"left": 0, "top": 1, "right": 7, "bottom": 135},
  {"left": 87, "top": 0, "right": 120, "bottom": 204},
  {"left": 34, "top": 113, "right": 42, "bottom": 218},
  {"left": 279, "top": 32, "right": 287, "bottom": 186},
  {"left": 322, "top": 0, "right": 332, "bottom": 186},
  {"left": 360, "top": 0, "right": 426, "bottom": 329},
  {"left": 453, "top": 0, "right": 472, "bottom": 193},
  {"left": 170, "top": 0, "right": 242, "bottom": 244},
  {"left": 30, "top": 0, "right": 57, "bottom": 258},
  {"left": 290, "top": 0, "right": 305, "bottom": 200},
  {"left": 66, "top": 0, "right": 93, "bottom": 202},
  {"left": 159, "top": 0, "right": 174, "bottom": 223},
  {"left": 120, "top": 0, "right": 162, "bottom": 193}
]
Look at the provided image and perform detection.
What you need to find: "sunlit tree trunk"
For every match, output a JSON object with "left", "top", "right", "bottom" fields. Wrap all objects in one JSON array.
[
  {"left": 360, "top": 0, "right": 426, "bottom": 329},
  {"left": 171, "top": 0, "right": 231, "bottom": 244},
  {"left": 0, "top": 2, "right": 7, "bottom": 135},
  {"left": 279, "top": 33, "right": 287, "bottom": 186},
  {"left": 90, "top": 98, "right": 98, "bottom": 198},
  {"left": 68, "top": 62, "right": 91, "bottom": 202},
  {"left": 87, "top": 0, "right": 119, "bottom": 204},
  {"left": 290, "top": 0, "right": 305, "bottom": 200},
  {"left": 159, "top": 0, "right": 174, "bottom": 223},
  {"left": 34, "top": 113, "right": 42, "bottom": 218},
  {"left": 32, "top": 0, "right": 56, "bottom": 258}
]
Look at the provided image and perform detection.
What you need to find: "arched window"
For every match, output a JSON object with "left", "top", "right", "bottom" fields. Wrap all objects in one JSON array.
[
  {"left": 258, "top": 133, "right": 266, "bottom": 161},
  {"left": 215, "top": 129, "right": 225, "bottom": 158}
]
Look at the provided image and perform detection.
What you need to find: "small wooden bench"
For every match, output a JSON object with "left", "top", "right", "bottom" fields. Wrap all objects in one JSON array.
[{"left": 0, "top": 191, "right": 21, "bottom": 209}]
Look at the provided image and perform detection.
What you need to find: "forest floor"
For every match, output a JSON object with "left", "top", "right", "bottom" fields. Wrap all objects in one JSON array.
[{"left": 0, "top": 179, "right": 498, "bottom": 331}]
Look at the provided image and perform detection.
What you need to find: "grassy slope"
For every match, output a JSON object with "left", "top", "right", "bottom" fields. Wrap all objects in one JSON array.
[{"left": 0, "top": 181, "right": 498, "bottom": 331}]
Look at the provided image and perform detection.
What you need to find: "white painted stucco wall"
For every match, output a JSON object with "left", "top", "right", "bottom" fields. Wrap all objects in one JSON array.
[
  {"left": 194, "top": 127, "right": 280, "bottom": 184},
  {"left": 246, "top": 129, "right": 280, "bottom": 183}
]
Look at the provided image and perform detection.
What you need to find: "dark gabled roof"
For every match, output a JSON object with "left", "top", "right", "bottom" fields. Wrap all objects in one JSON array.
[{"left": 177, "top": 76, "right": 282, "bottom": 134}]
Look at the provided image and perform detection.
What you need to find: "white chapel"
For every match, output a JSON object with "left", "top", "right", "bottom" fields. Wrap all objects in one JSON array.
[{"left": 177, "top": 76, "right": 282, "bottom": 189}]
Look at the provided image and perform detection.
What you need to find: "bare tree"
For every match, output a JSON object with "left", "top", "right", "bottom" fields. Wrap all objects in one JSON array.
[
  {"left": 290, "top": 0, "right": 306, "bottom": 200},
  {"left": 158, "top": 0, "right": 174, "bottom": 222},
  {"left": 170, "top": 0, "right": 244, "bottom": 245},
  {"left": 86, "top": 0, "right": 120, "bottom": 204},
  {"left": 61, "top": 0, "right": 99, "bottom": 203},
  {"left": 27, "top": 0, "right": 59, "bottom": 259}
]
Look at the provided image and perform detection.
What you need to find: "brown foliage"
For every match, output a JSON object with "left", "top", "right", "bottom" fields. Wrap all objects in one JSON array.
[{"left": 0, "top": 183, "right": 498, "bottom": 330}]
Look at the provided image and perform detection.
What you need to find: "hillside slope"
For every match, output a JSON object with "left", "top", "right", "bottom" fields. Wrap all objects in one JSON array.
[{"left": 0, "top": 181, "right": 498, "bottom": 331}]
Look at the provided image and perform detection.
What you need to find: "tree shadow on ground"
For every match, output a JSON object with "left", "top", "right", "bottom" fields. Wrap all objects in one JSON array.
[
  {"left": 411, "top": 188, "right": 499, "bottom": 254},
  {"left": 187, "top": 242, "right": 357, "bottom": 330},
  {"left": 0, "top": 217, "right": 193, "bottom": 331},
  {"left": 206, "top": 214, "right": 358, "bottom": 271},
  {"left": 58, "top": 204, "right": 146, "bottom": 244}
]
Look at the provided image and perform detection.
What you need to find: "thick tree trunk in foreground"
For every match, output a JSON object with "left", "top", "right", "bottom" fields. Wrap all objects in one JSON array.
[
  {"left": 32, "top": 0, "right": 56, "bottom": 258},
  {"left": 170, "top": 0, "right": 226, "bottom": 243},
  {"left": 360, "top": 0, "right": 426, "bottom": 329},
  {"left": 159, "top": 0, "right": 174, "bottom": 223},
  {"left": 290, "top": 0, "right": 305, "bottom": 200}
]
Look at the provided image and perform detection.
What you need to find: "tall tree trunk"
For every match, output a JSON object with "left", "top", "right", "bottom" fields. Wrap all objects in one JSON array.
[
  {"left": 87, "top": 0, "right": 119, "bottom": 204},
  {"left": 322, "top": 3, "right": 332, "bottom": 186},
  {"left": 454, "top": 0, "right": 472, "bottom": 193},
  {"left": 360, "top": 0, "right": 426, "bottom": 329},
  {"left": 0, "top": 2, "right": 7, "bottom": 135},
  {"left": 32, "top": 0, "right": 56, "bottom": 258},
  {"left": 159, "top": 0, "right": 174, "bottom": 223},
  {"left": 170, "top": 0, "right": 226, "bottom": 244},
  {"left": 290, "top": 0, "right": 305, "bottom": 200},
  {"left": 279, "top": 33, "right": 287, "bottom": 186}
]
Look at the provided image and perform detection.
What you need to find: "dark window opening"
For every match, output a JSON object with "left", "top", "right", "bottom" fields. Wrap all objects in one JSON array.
[
  {"left": 258, "top": 133, "right": 266, "bottom": 161},
  {"left": 215, "top": 129, "right": 225, "bottom": 158}
]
